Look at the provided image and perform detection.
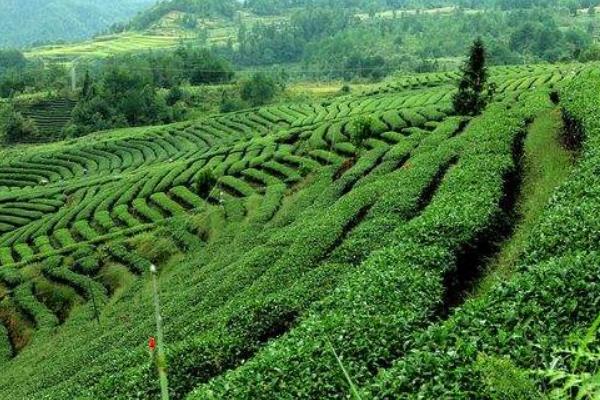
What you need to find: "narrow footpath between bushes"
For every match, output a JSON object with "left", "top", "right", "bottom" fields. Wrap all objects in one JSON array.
[{"left": 475, "top": 107, "right": 575, "bottom": 296}]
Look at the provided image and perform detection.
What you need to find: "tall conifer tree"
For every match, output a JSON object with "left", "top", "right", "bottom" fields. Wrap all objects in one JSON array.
[{"left": 453, "top": 38, "right": 489, "bottom": 116}]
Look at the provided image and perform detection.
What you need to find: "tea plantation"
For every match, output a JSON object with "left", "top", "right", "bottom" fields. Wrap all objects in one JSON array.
[{"left": 0, "top": 63, "right": 598, "bottom": 399}]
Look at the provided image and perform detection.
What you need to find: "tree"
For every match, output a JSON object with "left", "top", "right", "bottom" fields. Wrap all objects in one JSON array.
[
  {"left": 349, "top": 116, "right": 376, "bottom": 147},
  {"left": 220, "top": 89, "right": 245, "bottom": 113},
  {"left": 240, "top": 73, "right": 279, "bottom": 107},
  {"left": 0, "top": 49, "right": 27, "bottom": 72},
  {"left": 579, "top": 43, "right": 600, "bottom": 61},
  {"left": 166, "top": 85, "right": 185, "bottom": 106},
  {"left": 453, "top": 38, "right": 490, "bottom": 116},
  {"left": 567, "top": 1, "right": 579, "bottom": 17},
  {"left": 81, "top": 70, "right": 93, "bottom": 99},
  {"left": 176, "top": 47, "right": 234, "bottom": 85},
  {"left": 0, "top": 103, "right": 39, "bottom": 144}
]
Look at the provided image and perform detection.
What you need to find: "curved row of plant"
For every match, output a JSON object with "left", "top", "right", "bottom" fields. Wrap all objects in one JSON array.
[
  {"left": 333, "top": 67, "right": 600, "bottom": 399},
  {"left": 184, "top": 92, "right": 550, "bottom": 399},
  {"left": 325, "top": 69, "right": 600, "bottom": 398}
]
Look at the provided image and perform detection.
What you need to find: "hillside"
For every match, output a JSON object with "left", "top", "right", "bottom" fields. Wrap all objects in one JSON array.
[
  {"left": 0, "top": 62, "right": 599, "bottom": 398},
  {"left": 0, "top": 0, "right": 155, "bottom": 48},
  {"left": 17, "top": 98, "right": 77, "bottom": 139},
  {"left": 24, "top": 0, "right": 600, "bottom": 74}
]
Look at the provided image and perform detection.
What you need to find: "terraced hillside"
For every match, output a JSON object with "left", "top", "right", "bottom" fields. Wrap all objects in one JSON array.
[
  {"left": 24, "top": 9, "right": 255, "bottom": 62},
  {"left": 25, "top": 33, "right": 192, "bottom": 62},
  {"left": 17, "top": 98, "right": 76, "bottom": 139},
  {"left": 0, "top": 63, "right": 596, "bottom": 399}
]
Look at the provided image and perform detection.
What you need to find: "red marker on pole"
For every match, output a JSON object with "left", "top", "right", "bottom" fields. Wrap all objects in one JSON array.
[{"left": 149, "top": 336, "right": 156, "bottom": 352}]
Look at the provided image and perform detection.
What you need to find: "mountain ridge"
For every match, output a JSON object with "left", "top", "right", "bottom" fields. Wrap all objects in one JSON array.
[{"left": 0, "top": 0, "right": 155, "bottom": 48}]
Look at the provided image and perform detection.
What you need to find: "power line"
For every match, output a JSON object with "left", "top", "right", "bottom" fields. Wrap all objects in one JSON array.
[
  {"left": 72, "top": 64, "right": 407, "bottom": 74},
  {"left": 32, "top": 57, "right": 419, "bottom": 76}
]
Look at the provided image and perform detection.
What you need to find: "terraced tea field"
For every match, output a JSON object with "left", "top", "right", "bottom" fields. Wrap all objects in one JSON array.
[
  {"left": 25, "top": 33, "right": 191, "bottom": 62},
  {"left": 23, "top": 10, "right": 273, "bottom": 62},
  {"left": 0, "top": 63, "right": 598, "bottom": 399},
  {"left": 17, "top": 98, "right": 76, "bottom": 139}
]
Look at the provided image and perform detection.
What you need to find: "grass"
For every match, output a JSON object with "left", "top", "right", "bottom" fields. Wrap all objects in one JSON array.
[{"left": 476, "top": 107, "right": 575, "bottom": 295}]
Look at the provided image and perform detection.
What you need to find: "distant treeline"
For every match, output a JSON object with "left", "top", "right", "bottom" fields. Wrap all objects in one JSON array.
[
  {"left": 206, "top": 5, "right": 599, "bottom": 77},
  {"left": 125, "top": 0, "right": 600, "bottom": 30},
  {"left": 0, "top": 47, "right": 230, "bottom": 142},
  {"left": 0, "top": 50, "right": 69, "bottom": 98},
  {"left": 0, "top": 46, "right": 286, "bottom": 143},
  {"left": 127, "top": 0, "right": 239, "bottom": 30}
]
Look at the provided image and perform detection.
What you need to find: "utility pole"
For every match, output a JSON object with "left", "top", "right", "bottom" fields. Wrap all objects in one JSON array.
[
  {"left": 71, "top": 63, "right": 77, "bottom": 93},
  {"left": 150, "top": 264, "right": 169, "bottom": 400}
]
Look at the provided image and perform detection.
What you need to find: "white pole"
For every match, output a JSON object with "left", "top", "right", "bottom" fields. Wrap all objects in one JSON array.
[{"left": 150, "top": 264, "right": 170, "bottom": 400}]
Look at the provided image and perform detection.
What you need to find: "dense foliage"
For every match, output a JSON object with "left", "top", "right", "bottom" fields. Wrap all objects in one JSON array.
[
  {"left": 0, "top": 103, "right": 39, "bottom": 144},
  {"left": 0, "top": 47, "right": 235, "bottom": 141},
  {"left": 0, "top": 62, "right": 587, "bottom": 399},
  {"left": 211, "top": 6, "right": 600, "bottom": 78},
  {"left": 240, "top": 0, "right": 600, "bottom": 15},
  {"left": 67, "top": 48, "right": 234, "bottom": 136},
  {"left": 0, "top": 50, "right": 68, "bottom": 98},
  {"left": 67, "top": 64, "right": 175, "bottom": 136},
  {"left": 240, "top": 72, "right": 281, "bottom": 107},
  {"left": 127, "top": 0, "right": 239, "bottom": 30}
]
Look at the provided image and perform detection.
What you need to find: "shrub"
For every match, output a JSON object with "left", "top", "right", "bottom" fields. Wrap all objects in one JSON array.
[
  {"left": 240, "top": 73, "right": 279, "bottom": 107},
  {"left": 105, "top": 244, "right": 151, "bottom": 275},
  {"left": 220, "top": 91, "right": 246, "bottom": 113},
  {"left": 474, "top": 354, "right": 541, "bottom": 400},
  {"left": 348, "top": 116, "right": 377, "bottom": 147},
  {"left": 129, "top": 231, "right": 178, "bottom": 265},
  {"left": 13, "top": 281, "right": 59, "bottom": 329},
  {"left": 194, "top": 169, "right": 218, "bottom": 198},
  {"left": 0, "top": 103, "right": 39, "bottom": 144},
  {"left": 74, "top": 256, "right": 100, "bottom": 275}
]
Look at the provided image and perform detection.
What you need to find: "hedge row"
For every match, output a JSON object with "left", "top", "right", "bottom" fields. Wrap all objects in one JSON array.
[
  {"left": 13, "top": 282, "right": 59, "bottom": 330},
  {"left": 368, "top": 69, "right": 600, "bottom": 398},
  {"left": 105, "top": 244, "right": 151, "bottom": 275},
  {"left": 187, "top": 92, "right": 550, "bottom": 399}
]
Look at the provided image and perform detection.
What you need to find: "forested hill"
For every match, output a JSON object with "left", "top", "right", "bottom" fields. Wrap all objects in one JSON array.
[
  {"left": 128, "top": 0, "right": 595, "bottom": 28},
  {"left": 0, "top": 0, "right": 155, "bottom": 47}
]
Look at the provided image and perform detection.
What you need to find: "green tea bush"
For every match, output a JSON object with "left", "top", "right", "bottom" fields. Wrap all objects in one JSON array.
[
  {"left": 42, "top": 258, "right": 107, "bottom": 304},
  {"left": 357, "top": 72, "right": 600, "bottom": 398},
  {"left": 129, "top": 231, "right": 178, "bottom": 265},
  {"left": 189, "top": 93, "right": 548, "bottom": 399},
  {"left": 150, "top": 192, "right": 187, "bottom": 216},
  {"left": 113, "top": 205, "right": 141, "bottom": 228},
  {"left": 73, "top": 256, "right": 100, "bottom": 275},
  {"left": 13, "top": 281, "right": 59, "bottom": 330},
  {"left": 105, "top": 244, "right": 151, "bottom": 275},
  {"left": 0, "top": 247, "right": 14, "bottom": 265},
  {"left": 131, "top": 198, "right": 164, "bottom": 223}
]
